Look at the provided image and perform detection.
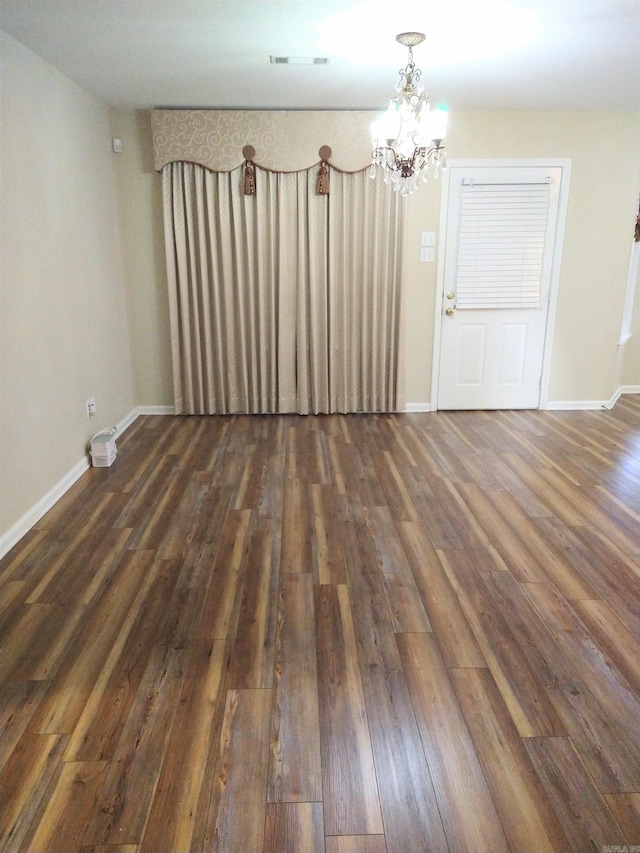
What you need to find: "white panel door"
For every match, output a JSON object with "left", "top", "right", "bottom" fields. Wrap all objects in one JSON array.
[{"left": 437, "top": 166, "right": 562, "bottom": 410}]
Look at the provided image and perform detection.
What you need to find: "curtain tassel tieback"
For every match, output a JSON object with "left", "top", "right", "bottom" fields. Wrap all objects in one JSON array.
[
  {"left": 243, "top": 160, "right": 256, "bottom": 195},
  {"left": 317, "top": 161, "right": 330, "bottom": 195},
  {"left": 242, "top": 145, "right": 257, "bottom": 195},
  {"left": 317, "top": 146, "right": 332, "bottom": 195}
]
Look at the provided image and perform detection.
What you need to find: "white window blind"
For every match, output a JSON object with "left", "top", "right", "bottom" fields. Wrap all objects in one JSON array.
[{"left": 456, "top": 180, "right": 550, "bottom": 309}]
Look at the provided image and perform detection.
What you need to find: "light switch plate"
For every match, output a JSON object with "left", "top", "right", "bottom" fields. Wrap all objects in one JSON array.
[
  {"left": 421, "top": 231, "right": 435, "bottom": 246},
  {"left": 420, "top": 247, "right": 435, "bottom": 262}
]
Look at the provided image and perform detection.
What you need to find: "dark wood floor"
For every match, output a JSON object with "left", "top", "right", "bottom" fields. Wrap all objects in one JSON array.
[{"left": 2, "top": 398, "right": 640, "bottom": 852}]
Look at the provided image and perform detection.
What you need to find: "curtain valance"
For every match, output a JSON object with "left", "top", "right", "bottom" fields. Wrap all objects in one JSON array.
[{"left": 151, "top": 109, "right": 376, "bottom": 173}]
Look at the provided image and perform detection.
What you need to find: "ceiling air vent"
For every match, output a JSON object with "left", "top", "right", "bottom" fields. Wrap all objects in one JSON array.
[{"left": 270, "top": 56, "right": 330, "bottom": 65}]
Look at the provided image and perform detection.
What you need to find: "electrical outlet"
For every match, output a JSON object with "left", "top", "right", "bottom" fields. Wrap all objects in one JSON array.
[{"left": 86, "top": 397, "right": 96, "bottom": 418}]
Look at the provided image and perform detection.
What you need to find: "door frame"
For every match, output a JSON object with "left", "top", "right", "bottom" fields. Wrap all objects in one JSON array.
[{"left": 430, "top": 158, "right": 572, "bottom": 411}]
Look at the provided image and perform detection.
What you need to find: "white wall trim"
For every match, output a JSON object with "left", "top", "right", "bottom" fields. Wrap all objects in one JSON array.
[
  {"left": 404, "top": 403, "right": 433, "bottom": 413},
  {"left": 544, "top": 386, "right": 640, "bottom": 411},
  {"left": 0, "top": 405, "right": 175, "bottom": 560},
  {"left": 137, "top": 405, "right": 175, "bottom": 415},
  {"left": 0, "top": 455, "right": 91, "bottom": 560},
  {"left": 545, "top": 400, "right": 613, "bottom": 411}
]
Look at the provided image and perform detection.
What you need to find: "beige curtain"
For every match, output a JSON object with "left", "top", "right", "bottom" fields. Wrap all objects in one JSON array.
[{"left": 162, "top": 161, "right": 404, "bottom": 414}]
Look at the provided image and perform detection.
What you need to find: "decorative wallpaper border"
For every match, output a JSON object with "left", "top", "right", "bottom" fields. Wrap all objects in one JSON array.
[{"left": 151, "top": 109, "right": 376, "bottom": 173}]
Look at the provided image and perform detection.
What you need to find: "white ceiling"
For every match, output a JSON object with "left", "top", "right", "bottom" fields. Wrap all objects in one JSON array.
[{"left": 1, "top": 0, "right": 639, "bottom": 112}]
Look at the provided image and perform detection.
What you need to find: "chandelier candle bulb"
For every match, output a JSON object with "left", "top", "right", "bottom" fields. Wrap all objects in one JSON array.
[{"left": 371, "top": 32, "right": 447, "bottom": 196}]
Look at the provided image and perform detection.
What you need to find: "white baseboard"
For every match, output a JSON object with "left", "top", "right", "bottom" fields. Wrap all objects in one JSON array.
[
  {"left": 544, "top": 400, "right": 612, "bottom": 411},
  {"left": 404, "top": 403, "right": 433, "bottom": 412},
  {"left": 544, "top": 386, "right": 640, "bottom": 411},
  {"left": 0, "top": 405, "right": 175, "bottom": 560},
  {"left": 0, "top": 455, "right": 90, "bottom": 560},
  {"left": 136, "top": 405, "right": 175, "bottom": 415}
]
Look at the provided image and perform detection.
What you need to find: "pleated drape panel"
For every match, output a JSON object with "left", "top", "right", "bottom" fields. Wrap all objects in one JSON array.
[{"left": 162, "top": 161, "right": 404, "bottom": 414}]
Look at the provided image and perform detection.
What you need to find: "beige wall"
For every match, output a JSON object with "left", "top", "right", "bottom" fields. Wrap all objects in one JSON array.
[
  {"left": 110, "top": 109, "right": 172, "bottom": 407},
  {"left": 403, "top": 111, "right": 640, "bottom": 405},
  {"left": 2, "top": 41, "right": 639, "bottom": 544},
  {"left": 0, "top": 33, "right": 135, "bottom": 537},
  {"left": 116, "top": 108, "right": 640, "bottom": 411}
]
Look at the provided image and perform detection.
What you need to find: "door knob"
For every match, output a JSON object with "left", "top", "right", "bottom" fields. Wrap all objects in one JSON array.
[
  {"left": 446, "top": 292, "right": 455, "bottom": 300},
  {"left": 445, "top": 307, "right": 455, "bottom": 317}
]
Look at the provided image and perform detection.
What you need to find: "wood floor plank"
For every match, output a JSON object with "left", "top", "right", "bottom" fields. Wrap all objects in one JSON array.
[
  {"left": 35, "top": 549, "right": 157, "bottom": 735},
  {"left": 2, "top": 405, "right": 638, "bottom": 851},
  {"left": 522, "top": 582, "right": 640, "bottom": 783},
  {"left": 178, "top": 414, "right": 231, "bottom": 474},
  {"left": 339, "top": 496, "right": 387, "bottom": 608},
  {"left": 0, "top": 681, "right": 48, "bottom": 772},
  {"left": 81, "top": 643, "right": 189, "bottom": 846},
  {"left": 334, "top": 432, "right": 386, "bottom": 507},
  {"left": 0, "top": 528, "right": 50, "bottom": 585},
  {"left": 399, "top": 469, "right": 467, "bottom": 550},
  {"left": 604, "top": 794, "right": 640, "bottom": 844},
  {"left": 0, "top": 733, "right": 68, "bottom": 852},
  {"left": 267, "top": 573, "right": 322, "bottom": 803},
  {"left": 285, "top": 421, "right": 331, "bottom": 485},
  {"left": 21, "top": 761, "right": 108, "bottom": 853},
  {"left": 572, "top": 598, "right": 640, "bottom": 695},
  {"left": 370, "top": 450, "right": 419, "bottom": 521},
  {"left": 156, "top": 472, "right": 210, "bottom": 558},
  {"left": 524, "top": 736, "right": 628, "bottom": 852},
  {"left": 454, "top": 481, "right": 549, "bottom": 583},
  {"left": 311, "top": 484, "right": 347, "bottom": 585},
  {"left": 232, "top": 442, "right": 262, "bottom": 510},
  {"left": 534, "top": 516, "right": 640, "bottom": 641},
  {"left": 501, "top": 452, "right": 589, "bottom": 526},
  {"left": 571, "top": 522, "right": 640, "bottom": 593},
  {"left": 2, "top": 530, "right": 131, "bottom": 681},
  {"left": 381, "top": 415, "right": 419, "bottom": 468},
  {"left": 352, "top": 601, "right": 449, "bottom": 852},
  {"left": 141, "top": 639, "right": 232, "bottom": 853},
  {"left": 230, "top": 525, "right": 278, "bottom": 689},
  {"left": 429, "top": 476, "right": 512, "bottom": 565},
  {"left": 264, "top": 802, "right": 324, "bottom": 853},
  {"left": 483, "top": 487, "right": 599, "bottom": 600},
  {"left": 420, "top": 431, "right": 474, "bottom": 483},
  {"left": 485, "top": 568, "right": 640, "bottom": 792},
  {"left": 280, "top": 478, "right": 313, "bottom": 573},
  {"left": 396, "top": 520, "right": 485, "bottom": 667},
  {"left": 126, "top": 468, "right": 192, "bottom": 552},
  {"left": 595, "top": 484, "right": 640, "bottom": 537},
  {"left": 451, "top": 667, "right": 571, "bottom": 853},
  {"left": 0, "top": 580, "right": 29, "bottom": 624},
  {"left": 204, "top": 689, "right": 272, "bottom": 853},
  {"left": 397, "top": 632, "right": 508, "bottom": 852},
  {"left": 364, "top": 506, "right": 432, "bottom": 633},
  {"left": 538, "top": 468, "right": 640, "bottom": 555},
  {"left": 176, "top": 486, "right": 232, "bottom": 589},
  {"left": 325, "top": 835, "right": 387, "bottom": 853},
  {"left": 112, "top": 454, "right": 182, "bottom": 531},
  {"left": 438, "top": 548, "right": 567, "bottom": 737},
  {"left": 197, "top": 508, "right": 254, "bottom": 639},
  {"left": 315, "top": 584, "right": 383, "bottom": 836},
  {"left": 399, "top": 421, "right": 446, "bottom": 483},
  {"left": 64, "top": 558, "right": 174, "bottom": 762}
]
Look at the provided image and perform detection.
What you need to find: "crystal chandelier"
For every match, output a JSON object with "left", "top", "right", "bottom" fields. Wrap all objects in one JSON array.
[{"left": 371, "top": 32, "right": 447, "bottom": 196}]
